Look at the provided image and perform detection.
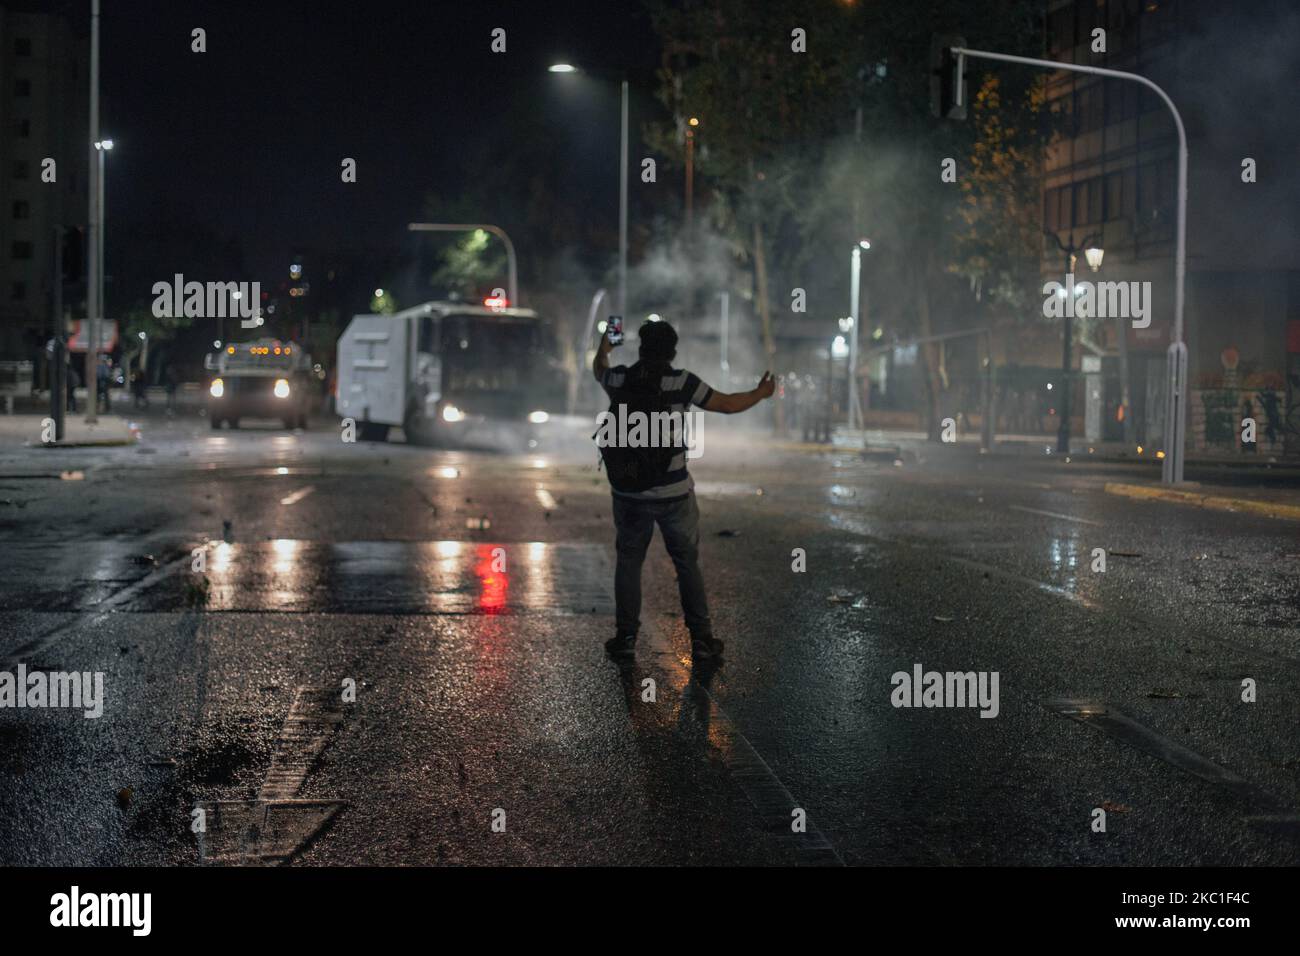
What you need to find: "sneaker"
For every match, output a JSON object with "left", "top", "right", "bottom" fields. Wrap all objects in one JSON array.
[
  {"left": 691, "top": 635, "right": 725, "bottom": 660},
  {"left": 604, "top": 633, "right": 637, "bottom": 658}
]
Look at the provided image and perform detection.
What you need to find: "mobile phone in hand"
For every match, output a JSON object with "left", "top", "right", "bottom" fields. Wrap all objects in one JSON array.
[{"left": 606, "top": 315, "right": 624, "bottom": 346}]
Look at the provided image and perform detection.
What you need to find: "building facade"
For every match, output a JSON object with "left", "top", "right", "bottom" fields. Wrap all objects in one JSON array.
[
  {"left": 0, "top": 2, "right": 88, "bottom": 366},
  {"left": 1042, "top": 0, "right": 1300, "bottom": 455}
]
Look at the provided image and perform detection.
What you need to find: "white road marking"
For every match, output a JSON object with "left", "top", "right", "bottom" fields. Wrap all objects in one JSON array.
[
  {"left": 1008, "top": 505, "right": 1101, "bottom": 526},
  {"left": 1044, "top": 698, "right": 1280, "bottom": 806},
  {"left": 606, "top": 548, "right": 843, "bottom": 865},
  {"left": 0, "top": 550, "right": 192, "bottom": 670},
  {"left": 196, "top": 685, "right": 347, "bottom": 864},
  {"left": 279, "top": 485, "right": 315, "bottom": 505}
]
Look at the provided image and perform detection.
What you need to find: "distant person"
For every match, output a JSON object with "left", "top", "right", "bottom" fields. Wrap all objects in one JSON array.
[
  {"left": 164, "top": 364, "right": 178, "bottom": 414},
  {"left": 132, "top": 368, "right": 149, "bottom": 408},
  {"left": 593, "top": 319, "right": 774, "bottom": 662},
  {"left": 65, "top": 363, "right": 79, "bottom": 413},
  {"left": 96, "top": 356, "right": 111, "bottom": 413}
]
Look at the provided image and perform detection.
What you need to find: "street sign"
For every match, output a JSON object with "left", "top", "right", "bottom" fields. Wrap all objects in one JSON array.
[{"left": 69, "top": 319, "right": 118, "bottom": 353}]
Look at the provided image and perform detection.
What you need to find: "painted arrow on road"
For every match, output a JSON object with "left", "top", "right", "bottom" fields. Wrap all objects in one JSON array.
[{"left": 195, "top": 685, "right": 347, "bottom": 865}]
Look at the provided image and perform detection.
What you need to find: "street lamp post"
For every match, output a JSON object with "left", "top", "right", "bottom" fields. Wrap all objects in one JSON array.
[
  {"left": 85, "top": 0, "right": 100, "bottom": 423},
  {"left": 96, "top": 138, "right": 113, "bottom": 356},
  {"left": 619, "top": 79, "right": 628, "bottom": 318},
  {"left": 685, "top": 117, "right": 698, "bottom": 237},
  {"left": 549, "top": 64, "right": 629, "bottom": 318},
  {"left": 847, "top": 240, "right": 870, "bottom": 432},
  {"left": 718, "top": 290, "right": 730, "bottom": 385},
  {"left": 1046, "top": 231, "right": 1100, "bottom": 455}
]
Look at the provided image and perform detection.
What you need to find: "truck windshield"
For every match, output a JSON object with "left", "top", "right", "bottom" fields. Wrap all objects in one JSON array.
[{"left": 440, "top": 314, "right": 539, "bottom": 394}]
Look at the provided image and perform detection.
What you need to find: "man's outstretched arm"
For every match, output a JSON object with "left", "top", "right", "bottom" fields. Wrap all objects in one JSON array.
[{"left": 701, "top": 371, "right": 776, "bottom": 414}]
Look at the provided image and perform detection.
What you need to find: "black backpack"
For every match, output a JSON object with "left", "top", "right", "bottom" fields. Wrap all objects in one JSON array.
[{"left": 595, "top": 364, "right": 684, "bottom": 493}]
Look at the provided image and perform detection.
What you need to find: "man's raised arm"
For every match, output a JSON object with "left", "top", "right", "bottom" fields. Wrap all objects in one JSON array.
[{"left": 592, "top": 331, "right": 614, "bottom": 382}]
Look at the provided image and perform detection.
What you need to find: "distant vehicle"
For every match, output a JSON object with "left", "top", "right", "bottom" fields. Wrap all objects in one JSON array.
[
  {"left": 336, "top": 299, "right": 563, "bottom": 447},
  {"left": 203, "top": 338, "right": 313, "bottom": 430}
]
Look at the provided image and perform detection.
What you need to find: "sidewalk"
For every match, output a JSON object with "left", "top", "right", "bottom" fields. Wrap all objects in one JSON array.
[
  {"left": 1102, "top": 478, "right": 1300, "bottom": 522},
  {"left": 778, "top": 426, "right": 1300, "bottom": 468},
  {"left": 772, "top": 425, "right": 1300, "bottom": 520},
  {"left": 0, "top": 412, "right": 138, "bottom": 448}
]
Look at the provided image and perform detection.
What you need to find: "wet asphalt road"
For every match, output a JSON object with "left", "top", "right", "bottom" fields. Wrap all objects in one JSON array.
[{"left": 1, "top": 411, "right": 1297, "bottom": 866}]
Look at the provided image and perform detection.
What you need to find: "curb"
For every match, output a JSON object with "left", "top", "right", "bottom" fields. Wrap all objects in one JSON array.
[
  {"left": 1103, "top": 481, "right": 1300, "bottom": 522},
  {"left": 26, "top": 440, "right": 136, "bottom": 448}
]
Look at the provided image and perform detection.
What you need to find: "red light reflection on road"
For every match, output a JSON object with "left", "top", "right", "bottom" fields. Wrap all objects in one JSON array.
[{"left": 474, "top": 544, "right": 508, "bottom": 613}]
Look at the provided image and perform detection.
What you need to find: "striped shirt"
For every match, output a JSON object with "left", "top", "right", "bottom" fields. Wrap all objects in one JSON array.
[{"left": 599, "top": 364, "right": 714, "bottom": 501}]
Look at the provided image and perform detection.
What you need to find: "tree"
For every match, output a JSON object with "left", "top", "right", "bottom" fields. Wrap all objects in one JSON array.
[
  {"left": 832, "top": 0, "right": 1046, "bottom": 438},
  {"left": 649, "top": 0, "right": 859, "bottom": 428},
  {"left": 951, "top": 73, "right": 1050, "bottom": 320}
]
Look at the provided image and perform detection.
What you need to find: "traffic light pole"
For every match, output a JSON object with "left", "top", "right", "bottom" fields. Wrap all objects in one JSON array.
[{"left": 949, "top": 45, "right": 1189, "bottom": 484}]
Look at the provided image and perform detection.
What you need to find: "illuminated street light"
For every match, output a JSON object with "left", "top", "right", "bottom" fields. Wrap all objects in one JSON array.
[
  {"left": 848, "top": 240, "right": 872, "bottom": 430},
  {"left": 547, "top": 63, "right": 629, "bottom": 317}
]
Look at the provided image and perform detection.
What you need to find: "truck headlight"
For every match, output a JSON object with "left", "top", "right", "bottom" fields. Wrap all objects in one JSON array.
[
  {"left": 274, "top": 378, "right": 291, "bottom": 398},
  {"left": 528, "top": 410, "right": 549, "bottom": 424},
  {"left": 442, "top": 403, "right": 465, "bottom": 423},
  {"left": 209, "top": 378, "right": 224, "bottom": 398}
]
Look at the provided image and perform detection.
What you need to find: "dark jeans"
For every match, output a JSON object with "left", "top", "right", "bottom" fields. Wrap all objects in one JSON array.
[{"left": 612, "top": 491, "right": 712, "bottom": 639}]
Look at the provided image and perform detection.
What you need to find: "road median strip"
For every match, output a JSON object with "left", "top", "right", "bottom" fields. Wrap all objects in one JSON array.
[{"left": 1104, "top": 481, "right": 1300, "bottom": 521}]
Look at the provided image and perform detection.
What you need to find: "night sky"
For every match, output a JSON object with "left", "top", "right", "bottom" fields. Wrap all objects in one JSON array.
[{"left": 84, "top": 0, "right": 660, "bottom": 296}]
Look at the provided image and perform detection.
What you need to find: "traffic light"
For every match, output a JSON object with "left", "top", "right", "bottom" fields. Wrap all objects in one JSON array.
[{"left": 930, "top": 34, "right": 967, "bottom": 120}]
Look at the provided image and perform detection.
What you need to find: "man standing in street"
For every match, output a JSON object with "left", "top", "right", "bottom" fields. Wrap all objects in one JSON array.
[{"left": 593, "top": 318, "right": 774, "bottom": 662}]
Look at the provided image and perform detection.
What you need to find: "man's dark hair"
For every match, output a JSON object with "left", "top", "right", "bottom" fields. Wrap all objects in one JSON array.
[{"left": 637, "top": 320, "right": 677, "bottom": 366}]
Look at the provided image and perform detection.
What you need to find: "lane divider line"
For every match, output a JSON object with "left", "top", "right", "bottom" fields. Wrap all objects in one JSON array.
[
  {"left": 1008, "top": 505, "right": 1102, "bottom": 526},
  {"left": 279, "top": 485, "right": 315, "bottom": 506}
]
